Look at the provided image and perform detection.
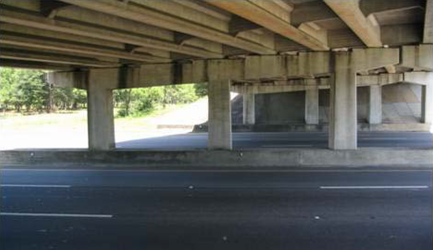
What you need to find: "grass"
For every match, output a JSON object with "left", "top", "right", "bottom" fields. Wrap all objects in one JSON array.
[{"left": 0, "top": 103, "right": 191, "bottom": 131}]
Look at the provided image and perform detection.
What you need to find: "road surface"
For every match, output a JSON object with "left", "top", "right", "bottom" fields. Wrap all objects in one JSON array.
[
  {"left": 1, "top": 167, "right": 431, "bottom": 250},
  {"left": 117, "top": 131, "right": 433, "bottom": 149}
]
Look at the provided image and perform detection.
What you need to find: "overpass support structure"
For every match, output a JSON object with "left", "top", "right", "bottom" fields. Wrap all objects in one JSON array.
[
  {"left": 87, "top": 69, "right": 116, "bottom": 150},
  {"left": 243, "top": 88, "right": 256, "bottom": 125},
  {"left": 208, "top": 80, "right": 233, "bottom": 150},
  {"left": 368, "top": 85, "right": 382, "bottom": 125},
  {"left": 49, "top": 46, "right": 433, "bottom": 151},
  {"left": 305, "top": 80, "right": 319, "bottom": 125}
]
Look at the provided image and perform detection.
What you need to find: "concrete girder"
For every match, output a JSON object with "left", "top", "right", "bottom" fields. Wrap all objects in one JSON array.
[
  {"left": 324, "top": 0, "right": 382, "bottom": 47},
  {"left": 205, "top": 0, "right": 329, "bottom": 51},
  {"left": 0, "top": 59, "right": 73, "bottom": 72},
  {"left": 404, "top": 72, "right": 433, "bottom": 85},
  {"left": 292, "top": 0, "right": 423, "bottom": 27},
  {"left": 400, "top": 45, "right": 433, "bottom": 71},
  {"left": 48, "top": 48, "right": 402, "bottom": 89},
  {"left": 0, "top": 33, "right": 171, "bottom": 63},
  {"left": 0, "top": 48, "right": 119, "bottom": 68},
  {"left": 59, "top": 0, "right": 276, "bottom": 55},
  {"left": 229, "top": 74, "right": 404, "bottom": 95},
  {"left": 352, "top": 48, "right": 400, "bottom": 71},
  {"left": 0, "top": 8, "right": 222, "bottom": 59},
  {"left": 360, "top": 0, "right": 425, "bottom": 16}
]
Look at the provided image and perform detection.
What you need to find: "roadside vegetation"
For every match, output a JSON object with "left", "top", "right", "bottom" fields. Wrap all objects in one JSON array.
[{"left": 0, "top": 68, "right": 208, "bottom": 119}]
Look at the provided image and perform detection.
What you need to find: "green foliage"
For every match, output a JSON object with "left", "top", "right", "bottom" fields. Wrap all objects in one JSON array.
[
  {"left": 114, "top": 84, "right": 202, "bottom": 118},
  {"left": 0, "top": 68, "right": 86, "bottom": 113},
  {"left": 0, "top": 68, "right": 206, "bottom": 117},
  {"left": 194, "top": 83, "right": 208, "bottom": 97}
]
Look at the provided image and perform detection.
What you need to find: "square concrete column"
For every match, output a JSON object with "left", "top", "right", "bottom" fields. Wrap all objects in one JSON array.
[
  {"left": 421, "top": 83, "right": 433, "bottom": 124},
  {"left": 329, "top": 52, "right": 357, "bottom": 150},
  {"left": 368, "top": 85, "right": 382, "bottom": 124},
  {"left": 305, "top": 82, "right": 319, "bottom": 125},
  {"left": 243, "top": 91, "right": 255, "bottom": 125},
  {"left": 87, "top": 70, "right": 116, "bottom": 150},
  {"left": 208, "top": 80, "right": 232, "bottom": 150}
]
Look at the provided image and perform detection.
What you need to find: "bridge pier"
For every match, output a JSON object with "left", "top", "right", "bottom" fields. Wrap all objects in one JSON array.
[
  {"left": 305, "top": 80, "right": 319, "bottom": 125},
  {"left": 368, "top": 85, "right": 382, "bottom": 124},
  {"left": 243, "top": 91, "right": 255, "bottom": 125},
  {"left": 87, "top": 69, "right": 116, "bottom": 151},
  {"left": 421, "top": 79, "right": 433, "bottom": 124},
  {"left": 329, "top": 52, "right": 358, "bottom": 150},
  {"left": 208, "top": 80, "right": 232, "bottom": 150}
]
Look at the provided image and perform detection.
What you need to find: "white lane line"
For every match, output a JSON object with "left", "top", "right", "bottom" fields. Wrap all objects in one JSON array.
[
  {"left": 1, "top": 169, "right": 432, "bottom": 173},
  {"left": 359, "top": 138, "right": 409, "bottom": 140},
  {"left": 0, "top": 212, "right": 113, "bottom": 218},
  {"left": 320, "top": 185, "right": 429, "bottom": 189},
  {"left": 262, "top": 145, "right": 313, "bottom": 148},
  {"left": 0, "top": 184, "right": 71, "bottom": 188}
]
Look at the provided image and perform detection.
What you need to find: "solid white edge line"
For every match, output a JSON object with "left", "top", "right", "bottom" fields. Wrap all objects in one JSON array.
[
  {"left": 0, "top": 184, "right": 71, "bottom": 188},
  {"left": 320, "top": 186, "right": 429, "bottom": 189},
  {"left": 0, "top": 212, "right": 112, "bottom": 218},
  {"left": 1, "top": 169, "right": 432, "bottom": 173}
]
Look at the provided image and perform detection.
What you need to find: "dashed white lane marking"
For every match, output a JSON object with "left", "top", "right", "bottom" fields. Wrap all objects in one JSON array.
[
  {"left": 0, "top": 184, "right": 71, "bottom": 188},
  {"left": 320, "top": 185, "right": 429, "bottom": 189},
  {"left": 0, "top": 212, "right": 113, "bottom": 218}
]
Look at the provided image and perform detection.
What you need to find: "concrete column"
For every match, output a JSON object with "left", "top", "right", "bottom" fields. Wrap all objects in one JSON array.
[
  {"left": 305, "top": 82, "right": 319, "bottom": 125},
  {"left": 87, "top": 70, "right": 116, "bottom": 150},
  {"left": 243, "top": 91, "right": 255, "bottom": 125},
  {"left": 421, "top": 83, "right": 433, "bottom": 124},
  {"left": 329, "top": 52, "right": 357, "bottom": 150},
  {"left": 368, "top": 85, "right": 382, "bottom": 124},
  {"left": 208, "top": 80, "right": 232, "bottom": 150}
]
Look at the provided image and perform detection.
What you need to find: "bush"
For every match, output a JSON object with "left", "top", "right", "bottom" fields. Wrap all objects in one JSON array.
[{"left": 114, "top": 84, "right": 203, "bottom": 118}]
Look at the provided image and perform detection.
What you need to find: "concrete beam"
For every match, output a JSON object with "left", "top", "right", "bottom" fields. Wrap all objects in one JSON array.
[
  {"left": 206, "top": 0, "right": 329, "bottom": 51},
  {"left": 0, "top": 59, "right": 73, "bottom": 71},
  {"left": 60, "top": 0, "right": 276, "bottom": 55},
  {"left": 352, "top": 48, "right": 400, "bottom": 71},
  {"left": 0, "top": 8, "right": 222, "bottom": 59},
  {"left": 0, "top": 33, "right": 171, "bottom": 63},
  {"left": 324, "top": 0, "right": 382, "bottom": 47},
  {"left": 360, "top": 0, "right": 424, "bottom": 16},
  {"left": 231, "top": 74, "right": 403, "bottom": 95},
  {"left": 87, "top": 69, "right": 117, "bottom": 150},
  {"left": 208, "top": 80, "right": 232, "bottom": 150},
  {"left": 400, "top": 45, "right": 433, "bottom": 71},
  {"left": 291, "top": 1, "right": 337, "bottom": 26},
  {"left": 48, "top": 48, "right": 402, "bottom": 89},
  {"left": 0, "top": 48, "right": 119, "bottom": 68}
]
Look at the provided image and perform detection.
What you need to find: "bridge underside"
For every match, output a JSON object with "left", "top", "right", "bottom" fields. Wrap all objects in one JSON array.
[{"left": 1, "top": 0, "right": 432, "bottom": 152}]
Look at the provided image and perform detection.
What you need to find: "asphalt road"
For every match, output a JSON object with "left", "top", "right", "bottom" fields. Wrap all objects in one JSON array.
[
  {"left": 117, "top": 131, "right": 433, "bottom": 149},
  {"left": 0, "top": 168, "right": 431, "bottom": 250}
]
